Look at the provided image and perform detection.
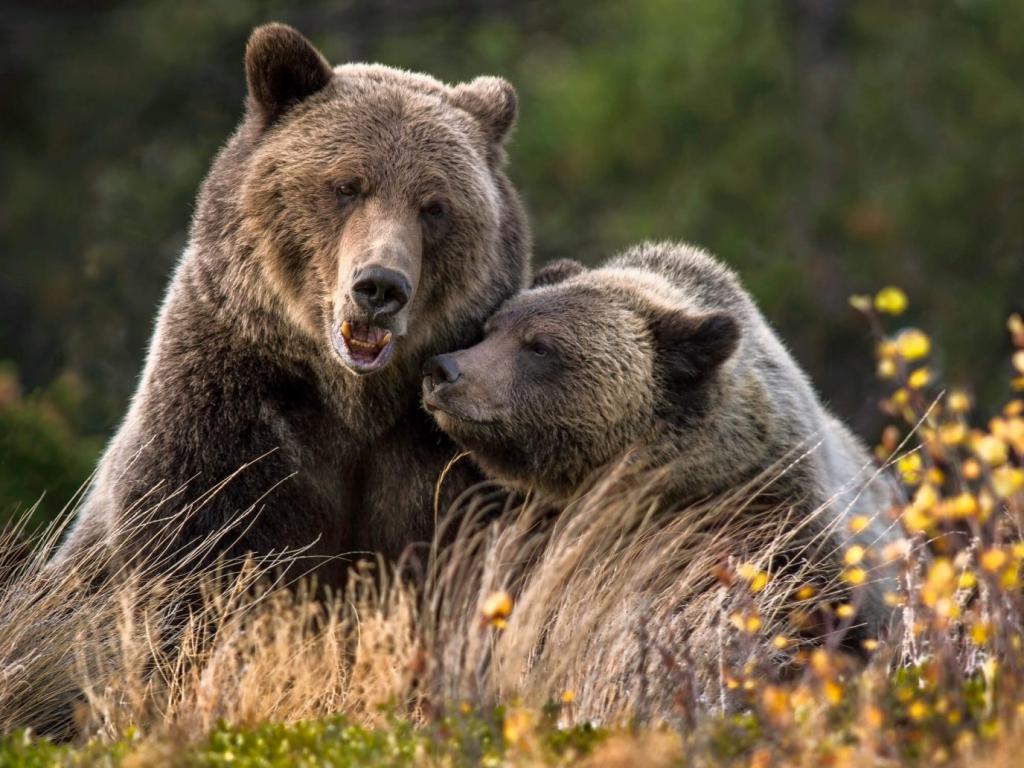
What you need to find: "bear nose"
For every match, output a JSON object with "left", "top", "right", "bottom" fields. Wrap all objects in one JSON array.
[
  {"left": 423, "top": 354, "right": 461, "bottom": 390},
  {"left": 352, "top": 267, "right": 411, "bottom": 318}
]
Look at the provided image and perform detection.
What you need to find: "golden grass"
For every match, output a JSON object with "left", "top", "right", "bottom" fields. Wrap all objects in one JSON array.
[{"left": 0, "top": 300, "right": 1020, "bottom": 767}]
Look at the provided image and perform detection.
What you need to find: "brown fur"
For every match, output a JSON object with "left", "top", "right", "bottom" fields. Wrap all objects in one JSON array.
[
  {"left": 55, "top": 24, "right": 529, "bottom": 587},
  {"left": 424, "top": 241, "right": 902, "bottom": 634}
]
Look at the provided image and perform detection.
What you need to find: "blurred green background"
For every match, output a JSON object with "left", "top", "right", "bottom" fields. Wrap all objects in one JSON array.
[{"left": 2, "top": 0, "right": 1022, "bottom": 526}]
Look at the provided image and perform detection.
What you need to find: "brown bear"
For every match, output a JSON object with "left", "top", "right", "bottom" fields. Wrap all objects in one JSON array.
[
  {"left": 54, "top": 23, "right": 529, "bottom": 587},
  {"left": 423, "top": 241, "right": 902, "bottom": 635}
]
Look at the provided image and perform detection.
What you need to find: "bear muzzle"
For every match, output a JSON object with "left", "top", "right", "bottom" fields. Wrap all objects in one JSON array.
[{"left": 331, "top": 319, "right": 397, "bottom": 375}]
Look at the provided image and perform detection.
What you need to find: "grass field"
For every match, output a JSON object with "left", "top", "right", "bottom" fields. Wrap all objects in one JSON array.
[{"left": 1, "top": 292, "right": 1023, "bottom": 767}]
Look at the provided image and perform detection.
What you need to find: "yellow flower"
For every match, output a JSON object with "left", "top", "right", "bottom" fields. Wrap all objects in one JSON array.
[
  {"left": 877, "top": 358, "right": 898, "bottom": 379},
  {"left": 1005, "top": 417, "right": 1024, "bottom": 453},
  {"left": 875, "top": 286, "right": 909, "bottom": 315},
  {"left": 908, "top": 367, "right": 932, "bottom": 389},
  {"left": 862, "top": 639, "right": 880, "bottom": 653},
  {"left": 772, "top": 635, "right": 790, "bottom": 650},
  {"left": 992, "top": 467, "right": 1024, "bottom": 499},
  {"left": 908, "top": 700, "right": 929, "bottom": 722},
  {"left": 865, "top": 704, "right": 884, "bottom": 727},
  {"left": 824, "top": 680, "right": 844, "bottom": 706},
  {"left": 848, "top": 515, "right": 871, "bottom": 534},
  {"left": 897, "top": 453, "right": 923, "bottom": 485},
  {"left": 877, "top": 339, "right": 899, "bottom": 360},
  {"left": 795, "top": 585, "right": 817, "bottom": 601},
  {"left": 730, "top": 610, "right": 763, "bottom": 633},
  {"left": 948, "top": 390, "right": 971, "bottom": 413},
  {"left": 913, "top": 483, "right": 939, "bottom": 511},
  {"left": 903, "top": 504, "right": 931, "bottom": 534},
  {"left": 882, "top": 539, "right": 911, "bottom": 562},
  {"left": 481, "top": 590, "right": 513, "bottom": 627},
  {"left": 896, "top": 328, "right": 931, "bottom": 361},
  {"left": 737, "top": 562, "right": 769, "bottom": 592},
  {"left": 1014, "top": 350, "right": 1024, "bottom": 374},
  {"left": 971, "top": 621, "right": 991, "bottom": 646},
  {"left": 848, "top": 294, "right": 872, "bottom": 313},
  {"left": 843, "top": 567, "right": 867, "bottom": 585},
  {"left": 761, "top": 685, "right": 791, "bottom": 724},
  {"left": 1001, "top": 568, "right": 1020, "bottom": 590},
  {"left": 836, "top": 604, "right": 857, "bottom": 619},
  {"left": 737, "top": 562, "right": 758, "bottom": 581},
  {"left": 891, "top": 388, "right": 911, "bottom": 407},
  {"left": 922, "top": 558, "right": 956, "bottom": 607},
  {"left": 973, "top": 434, "right": 1008, "bottom": 466},
  {"left": 958, "top": 570, "right": 977, "bottom": 590},
  {"left": 502, "top": 708, "right": 535, "bottom": 748},
  {"left": 939, "top": 492, "right": 978, "bottom": 520},
  {"left": 939, "top": 421, "right": 967, "bottom": 445},
  {"left": 560, "top": 690, "right": 575, "bottom": 704},
  {"left": 980, "top": 548, "right": 1008, "bottom": 574},
  {"left": 884, "top": 591, "right": 905, "bottom": 607},
  {"left": 844, "top": 545, "right": 866, "bottom": 566},
  {"left": 963, "top": 458, "right": 982, "bottom": 480}
]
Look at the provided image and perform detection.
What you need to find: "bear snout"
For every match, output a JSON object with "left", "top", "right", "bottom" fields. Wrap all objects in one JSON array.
[
  {"left": 351, "top": 266, "right": 412, "bottom": 320},
  {"left": 422, "top": 353, "right": 462, "bottom": 394}
]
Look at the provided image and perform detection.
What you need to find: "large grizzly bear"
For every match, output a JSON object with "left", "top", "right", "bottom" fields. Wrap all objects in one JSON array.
[
  {"left": 423, "top": 242, "right": 901, "bottom": 634},
  {"left": 55, "top": 24, "right": 529, "bottom": 585}
]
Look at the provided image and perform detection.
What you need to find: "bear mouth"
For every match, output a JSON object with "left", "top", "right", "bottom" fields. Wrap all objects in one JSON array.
[{"left": 332, "top": 320, "right": 397, "bottom": 374}]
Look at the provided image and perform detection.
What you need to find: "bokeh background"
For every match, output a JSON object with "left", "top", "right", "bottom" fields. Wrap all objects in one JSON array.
[{"left": 2, "top": 0, "right": 1022, "bottom": 526}]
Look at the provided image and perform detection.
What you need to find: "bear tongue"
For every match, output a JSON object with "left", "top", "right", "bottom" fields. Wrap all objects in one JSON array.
[{"left": 353, "top": 323, "right": 386, "bottom": 345}]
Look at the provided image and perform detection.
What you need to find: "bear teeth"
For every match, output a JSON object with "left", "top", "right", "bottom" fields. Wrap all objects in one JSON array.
[{"left": 342, "top": 322, "right": 393, "bottom": 354}]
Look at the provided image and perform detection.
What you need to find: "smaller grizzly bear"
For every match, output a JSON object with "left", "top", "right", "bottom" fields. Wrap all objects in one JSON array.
[{"left": 422, "top": 241, "right": 901, "bottom": 635}]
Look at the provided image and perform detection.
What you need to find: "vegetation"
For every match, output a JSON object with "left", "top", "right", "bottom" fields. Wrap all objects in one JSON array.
[
  {"left": 3, "top": 2, "right": 1024, "bottom": 764},
  {"left": 0, "top": 291, "right": 1021, "bottom": 765}
]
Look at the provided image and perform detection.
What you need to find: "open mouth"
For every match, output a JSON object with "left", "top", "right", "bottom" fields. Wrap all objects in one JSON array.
[{"left": 332, "top": 320, "right": 397, "bottom": 374}]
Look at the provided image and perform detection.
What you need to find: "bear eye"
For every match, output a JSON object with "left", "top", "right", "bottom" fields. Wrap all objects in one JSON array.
[
  {"left": 526, "top": 340, "right": 551, "bottom": 358},
  {"left": 333, "top": 180, "right": 361, "bottom": 202},
  {"left": 421, "top": 200, "right": 446, "bottom": 219}
]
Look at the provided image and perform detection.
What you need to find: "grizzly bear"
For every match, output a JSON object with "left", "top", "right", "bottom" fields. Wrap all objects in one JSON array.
[
  {"left": 423, "top": 241, "right": 902, "bottom": 634},
  {"left": 54, "top": 23, "right": 529, "bottom": 586}
]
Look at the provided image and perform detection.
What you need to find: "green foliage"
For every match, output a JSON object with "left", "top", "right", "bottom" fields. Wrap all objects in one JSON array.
[
  {"left": 0, "top": 711, "right": 606, "bottom": 767},
  {"left": 0, "top": 366, "right": 99, "bottom": 528}
]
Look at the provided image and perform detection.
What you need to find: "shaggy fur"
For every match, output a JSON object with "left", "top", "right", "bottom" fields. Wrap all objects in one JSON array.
[
  {"left": 55, "top": 23, "right": 529, "bottom": 586},
  {"left": 424, "top": 241, "right": 902, "bottom": 633}
]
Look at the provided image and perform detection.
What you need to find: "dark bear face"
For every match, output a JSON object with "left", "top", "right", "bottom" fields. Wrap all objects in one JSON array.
[
  {"left": 240, "top": 25, "right": 520, "bottom": 376},
  {"left": 422, "top": 260, "right": 740, "bottom": 497}
]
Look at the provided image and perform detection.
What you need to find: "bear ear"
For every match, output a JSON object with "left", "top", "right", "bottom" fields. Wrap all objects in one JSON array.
[
  {"left": 245, "top": 23, "right": 333, "bottom": 127},
  {"left": 648, "top": 308, "right": 740, "bottom": 382},
  {"left": 450, "top": 76, "right": 519, "bottom": 145},
  {"left": 531, "top": 259, "right": 585, "bottom": 288}
]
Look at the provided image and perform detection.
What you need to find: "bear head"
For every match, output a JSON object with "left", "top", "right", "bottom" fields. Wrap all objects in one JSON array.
[
  {"left": 218, "top": 24, "right": 527, "bottom": 377},
  {"left": 422, "top": 258, "right": 740, "bottom": 498}
]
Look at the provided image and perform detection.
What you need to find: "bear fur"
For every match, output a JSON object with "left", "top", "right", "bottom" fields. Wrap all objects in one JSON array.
[
  {"left": 54, "top": 23, "right": 529, "bottom": 587},
  {"left": 423, "top": 241, "right": 901, "bottom": 634}
]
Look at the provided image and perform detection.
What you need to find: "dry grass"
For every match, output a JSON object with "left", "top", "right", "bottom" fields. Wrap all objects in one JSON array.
[{"left": 0, "top": 299, "right": 1021, "bottom": 766}]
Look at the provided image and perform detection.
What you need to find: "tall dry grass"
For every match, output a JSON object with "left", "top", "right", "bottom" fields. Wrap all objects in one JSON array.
[
  {"left": 0, "top": 297, "right": 1020, "bottom": 767},
  {"left": 0, "top": 447, "right": 893, "bottom": 746}
]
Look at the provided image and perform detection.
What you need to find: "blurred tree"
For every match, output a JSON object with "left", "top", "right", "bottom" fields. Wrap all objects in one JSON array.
[{"left": 1, "top": 0, "right": 1021, "bottom": 523}]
